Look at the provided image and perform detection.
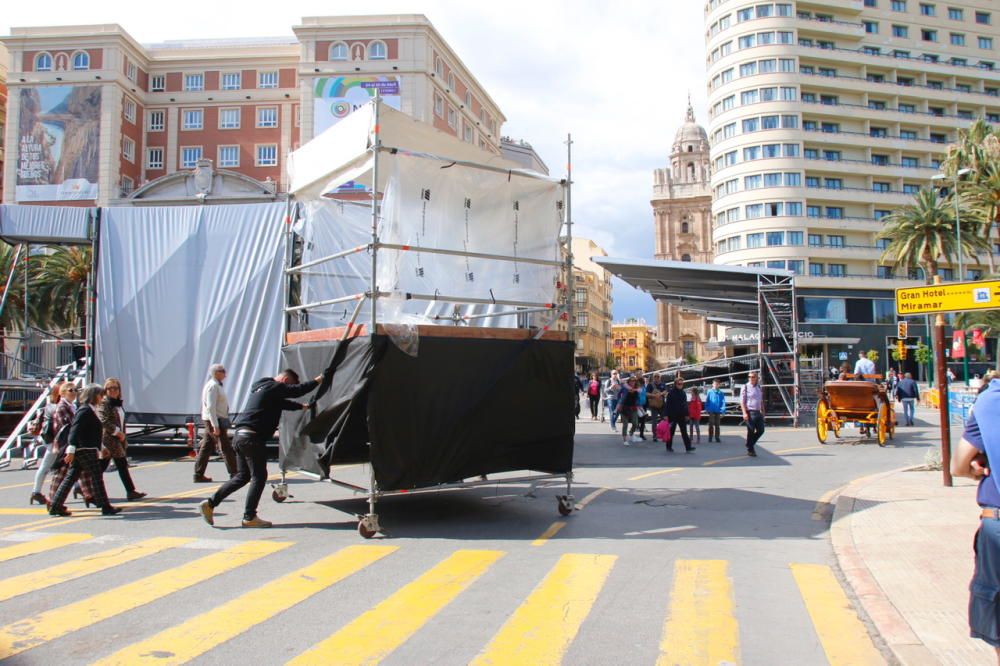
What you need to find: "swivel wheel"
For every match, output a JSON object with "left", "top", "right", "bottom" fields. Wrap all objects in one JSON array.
[
  {"left": 272, "top": 490, "right": 287, "bottom": 503},
  {"left": 270, "top": 483, "right": 290, "bottom": 503},
  {"left": 557, "top": 495, "right": 574, "bottom": 516},
  {"left": 357, "top": 514, "right": 380, "bottom": 539},
  {"left": 358, "top": 521, "right": 377, "bottom": 539}
]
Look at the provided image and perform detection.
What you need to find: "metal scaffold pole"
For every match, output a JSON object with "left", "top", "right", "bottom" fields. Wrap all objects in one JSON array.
[{"left": 565, "top": 134, "right": 574, "bottom": 347}]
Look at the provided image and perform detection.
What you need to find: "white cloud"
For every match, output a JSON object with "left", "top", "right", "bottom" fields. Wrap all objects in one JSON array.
[{"left": 1, "top": 0, "right": 708, "bottom": 321}]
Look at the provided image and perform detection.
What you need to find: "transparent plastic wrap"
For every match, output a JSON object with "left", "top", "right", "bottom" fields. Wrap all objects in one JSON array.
[{"left": 295, "top": 151, "right": 563, "bottom": 335}]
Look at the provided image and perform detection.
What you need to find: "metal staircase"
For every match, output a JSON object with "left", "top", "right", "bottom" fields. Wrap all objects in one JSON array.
[{"left": 0, "top": 359, "right": 90, "bottom": 470}]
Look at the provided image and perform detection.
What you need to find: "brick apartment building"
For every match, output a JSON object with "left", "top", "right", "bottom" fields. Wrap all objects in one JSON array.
[{"left": 0, "top": 15, "right": 508, "bottom": 207}]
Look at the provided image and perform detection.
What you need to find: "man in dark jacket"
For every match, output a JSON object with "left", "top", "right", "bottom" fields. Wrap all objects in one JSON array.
[
  {"left": 664, "top": 376, "right": 695, "bottom": 453},
  {"left": 199, "top": 369, "right": 322, "bottom": 528}
]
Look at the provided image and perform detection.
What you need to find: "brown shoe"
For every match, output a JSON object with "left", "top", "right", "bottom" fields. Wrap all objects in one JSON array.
[
  {"left": 241, "top": 516, "right": 272, "bottom": 528},
  {"left": 199, "top": 499, "right": 214, "bottom": 526},
  {"left": 193, "top": 475, "right": 213, "bottom": 483}
]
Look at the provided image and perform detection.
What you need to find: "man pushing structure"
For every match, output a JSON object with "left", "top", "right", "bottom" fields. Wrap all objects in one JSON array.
[{"left": 199, "top": 369, "right": 323, "bottom": 528}]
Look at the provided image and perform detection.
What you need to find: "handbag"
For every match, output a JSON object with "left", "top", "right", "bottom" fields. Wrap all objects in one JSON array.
[
  {"left": 637, "top": 407, "right": 646, "bottom": 419},
  {"left": 647, "top": 392, "right": 663, "bottom": 409}
]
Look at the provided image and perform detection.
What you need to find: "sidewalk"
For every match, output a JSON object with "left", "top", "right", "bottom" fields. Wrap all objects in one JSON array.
[{"left": 832, "top": 466, "right": 994, "bottom": 665}]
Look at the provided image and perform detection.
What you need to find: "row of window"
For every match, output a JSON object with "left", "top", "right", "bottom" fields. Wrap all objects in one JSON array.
[
  {"left": 33, "top": 51, "right": 89, "bottom": 72},
  {"left": 798, "top": 38, "right": 997, "bottom": 69},
  {"left": 865, "top": 21, "right": 995, "bottom": 49},
  {"left": 713, "top": 200, "right": 900, "bottom": 225},
  {"left": 801, "top": 65, "right": 1000, "bottom": 96},
  {"left": 801, "top": 92, "right": 982, "bottom": 120},
  {"left": 167, "top": 71, "right": 280, "bottom": 93},
  {"left": 713, "top": 142, "right": 800, "bottom": 171},
  {"left": 328, "top": 41, "right": 388, "bottom": 61},
  {"left": 867, "top": 0, "right": 991, "bottom": 27},
  {"left": 432, "top": 55, "right": 496, "bottom": 134},
  {"left": 711, "top": 86, "right": 797, "bottom": 115},
  {"left": 145, "top": 106, "right": 281, "bottom": 132},
  {"left": 140, "top": 144, "right": 280, "bottom": 170}
]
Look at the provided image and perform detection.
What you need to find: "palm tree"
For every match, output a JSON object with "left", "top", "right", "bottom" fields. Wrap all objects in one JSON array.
[
  {"left": 32, "top": 246, "right": 92, "bottom": 340},
  {"left": 943, "top": 118, "right": 1000, "bottom": 255},
  {"left": 0, "top": 243, "right": 28, "bottom": 334},
  {"left": 879, "top": 188, "right": 969, "bottom": 283}
]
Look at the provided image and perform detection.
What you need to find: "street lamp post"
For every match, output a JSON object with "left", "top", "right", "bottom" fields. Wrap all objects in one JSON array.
[{"left": 932, "top": 167, "right": 974, "bottom": 385}]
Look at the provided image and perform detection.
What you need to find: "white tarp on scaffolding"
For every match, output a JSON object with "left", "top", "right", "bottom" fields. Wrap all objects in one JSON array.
[
  {"left": 0, "top": 204, "right": 92, "bottom": 244},
  {"left": 95, "top": 203, "right": 287, "bottom": 423},
  {"left": 288, "top": 101, "right": 564, "bottom": 330}
]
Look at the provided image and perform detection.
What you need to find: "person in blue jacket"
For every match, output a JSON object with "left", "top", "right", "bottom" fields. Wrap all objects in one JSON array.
[{"left": 704, "top": 379, "right": 727, "bottom": 443}]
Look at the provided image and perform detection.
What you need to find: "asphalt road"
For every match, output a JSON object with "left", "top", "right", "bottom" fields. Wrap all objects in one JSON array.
[{"left": 0, "top": 405, "right": 941, "bottom": 665}]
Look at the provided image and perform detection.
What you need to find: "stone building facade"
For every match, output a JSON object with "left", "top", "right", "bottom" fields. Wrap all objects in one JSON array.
[{"left": 651, "top": 102, "right": 715, "bottom": 366}]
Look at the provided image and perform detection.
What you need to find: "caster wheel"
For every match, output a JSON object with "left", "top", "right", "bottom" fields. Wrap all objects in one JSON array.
[
  {"left": 358, "top": 521, "right": 377, "bottom": 539},
  {"left": 272, "top": 490, "right": 287, "bottom": 503},
  {"left": 557, "top": 496, "right": 573, "bottom": 516}
]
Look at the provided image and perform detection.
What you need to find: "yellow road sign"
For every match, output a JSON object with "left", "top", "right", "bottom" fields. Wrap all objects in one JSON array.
[{"left": 896, "top": 280, "right": 1000, "bottom": 316}]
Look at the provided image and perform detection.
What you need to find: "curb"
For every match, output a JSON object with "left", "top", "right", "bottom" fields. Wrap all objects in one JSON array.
[{"left": 829, "top": 466, "right": 940, "bottom": 666}]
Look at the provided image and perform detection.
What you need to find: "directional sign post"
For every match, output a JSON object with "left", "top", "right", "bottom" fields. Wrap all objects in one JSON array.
[
  {"left": 895, "top": 279, "right": 1000, "bottom": 316},
  {"left": 895, "top": 278, "right": 1000, "bottom": 486}
]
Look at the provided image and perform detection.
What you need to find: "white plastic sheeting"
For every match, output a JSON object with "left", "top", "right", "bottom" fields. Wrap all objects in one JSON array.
[
  {"left": 0, "top": 204, "right": 92, "bottom": 244},
  {"left": 291, "top": 100, "right": 564, "bottom": 331},
  {"left": 95, "top": 203, "right": 287, "bottom": 422}
]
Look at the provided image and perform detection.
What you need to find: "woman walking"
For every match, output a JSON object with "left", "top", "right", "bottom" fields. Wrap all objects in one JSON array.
[
  {"left": 48, "top": 384, "right": 121, "bottom": 517},
  {"left": 97, "top": 378, "right": 146, "bottom": 501},
  {"left": 35, "top": 383, "right": 77, "bottom": 505},
  {"left": 586, "top": 373, "right": 601, "bottom": 420},
  {"left": 28, "top": 383, "right": 64, "bottom": 505}
]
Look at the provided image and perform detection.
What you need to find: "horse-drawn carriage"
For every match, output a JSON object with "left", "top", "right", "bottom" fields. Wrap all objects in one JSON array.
[{"left": 815, "top": 379, "right": 896, "bottom": 446}]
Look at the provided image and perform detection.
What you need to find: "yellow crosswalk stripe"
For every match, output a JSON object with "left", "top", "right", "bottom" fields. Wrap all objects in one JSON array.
[
  {"left": 471, "top": 553, "right": 616, "bottom": 666},
  {"left": 0, "top": 533, "right": 91, "bottom": 563},
  {"left": 657, "top": 559, "right": 740, "bottom": 666},
  {"left": 94, "top": 544, "right": 398, "bottom": 666},
  {"left": 0, "top": 536, "right": 191, "bottom": 602},
  {"left": 791, "top": 563, "right": 884, "bottom": 666},
  {"left": 290, "top": 549, "right": 504, "bottom": 666},
  {"left": 0, "top": 540, "right": 288, "bottom": 660}
]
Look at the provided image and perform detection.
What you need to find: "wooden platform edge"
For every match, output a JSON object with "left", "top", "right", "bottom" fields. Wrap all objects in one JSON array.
[{"left": 286, "top": 324, "right": 569, "bottom": 345}]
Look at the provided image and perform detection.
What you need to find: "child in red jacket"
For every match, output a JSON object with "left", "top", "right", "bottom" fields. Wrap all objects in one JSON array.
[{"left": 688, "top": 387, "right": 703, "bottom": 443}]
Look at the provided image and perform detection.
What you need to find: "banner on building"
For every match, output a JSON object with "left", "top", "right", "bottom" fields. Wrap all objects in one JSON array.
[
  {"left": 952, "top": 329, "right": 966, "bottom": 359},
  {"left": 16, "top": 86, "right": 102, "bottom": 202},
  {"left": 973, "top": 328, "right": 986, "bottom": 349},
  {"left": 312, "top": 76, "right": 401, "bottom": 136}
]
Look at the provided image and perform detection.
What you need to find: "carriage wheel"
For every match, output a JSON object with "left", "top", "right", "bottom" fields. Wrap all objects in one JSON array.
[
  {"left": 815, "top": 400, "right": 829, "bottom": 443},
  {"left": 877, "top": 403, "right": 889, "bottom": 447}
]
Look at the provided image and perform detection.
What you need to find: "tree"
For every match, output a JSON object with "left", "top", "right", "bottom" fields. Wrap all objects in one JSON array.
[
  {"left": 32, "top": 246, "right": 92, "bottom": 339},
  {"left": 878, "top": 188, "right": 974, "bottom": 283},
  {"left": 942, "top": 118, "right": 1000, "bottom": 260}
]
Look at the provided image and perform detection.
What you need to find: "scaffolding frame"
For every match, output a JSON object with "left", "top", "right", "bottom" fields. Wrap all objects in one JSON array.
[{"left": 276, "top": 97, "right": 576, "bottom": 536}]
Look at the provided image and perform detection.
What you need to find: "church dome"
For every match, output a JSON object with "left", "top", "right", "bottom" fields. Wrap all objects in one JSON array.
[{"left": 672, "top": 102, "right": 709, "bottom": 155}]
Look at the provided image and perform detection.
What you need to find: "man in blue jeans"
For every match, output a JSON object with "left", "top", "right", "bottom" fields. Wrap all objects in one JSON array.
[
  {"left": 199, "top": 369, "right": 322, "bottom": 528},
  {"left": 894, "top": 371, "right": 919, "bottom": 426},
  {"left": 741, "top": 371, "right": 765, "bottom": 457},
  {"left": 952, "top": 375, "right": 1000, "bottom": 657}
]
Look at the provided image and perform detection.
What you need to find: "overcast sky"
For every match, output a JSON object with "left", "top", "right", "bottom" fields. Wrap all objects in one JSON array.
[{"left": 2, "top": 0, "right": 709, "bottom": 323}]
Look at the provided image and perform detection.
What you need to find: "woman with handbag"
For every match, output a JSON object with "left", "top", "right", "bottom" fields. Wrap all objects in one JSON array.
[
  {"left": 96, "top": 378, "right": 146, "bottom": 501},
  {"left": 28, "top": 383, "right": 63, "bottom": 505},
  {"left": 617, "top": 377, "right": 641, "bottom": 445},
  {"left": 39, "top": 383, "right": 78, "bottom": 505},
  {"left": 645, "top": 374, "right": 665, "bottom": 441},
  {"left": 48, "top": 384, "right": 121, "bottom": 517}
]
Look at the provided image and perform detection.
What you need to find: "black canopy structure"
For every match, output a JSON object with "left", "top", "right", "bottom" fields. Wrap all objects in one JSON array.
[{"left": 594, "top": 257, "right": 804, "bottom": 424}]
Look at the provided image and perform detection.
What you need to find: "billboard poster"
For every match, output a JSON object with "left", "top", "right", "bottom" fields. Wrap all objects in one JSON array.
[
  {"left": 312, "top": 76, "right": 401, "bottom": 136},
  {"left": 16, "top": 85, "right": 102, "bottom": 201}
]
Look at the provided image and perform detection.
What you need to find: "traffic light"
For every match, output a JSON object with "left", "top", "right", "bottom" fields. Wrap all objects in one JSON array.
[
  {"left": 897, "top": 321, "right": 908, "bottom": 339},
  {"left": 897, "top": 339, "right": 907, "bottom": 359}
]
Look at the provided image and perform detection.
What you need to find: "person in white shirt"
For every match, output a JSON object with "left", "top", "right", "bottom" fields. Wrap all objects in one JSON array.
[
  {"left": 194, "top": 363, "right": 236, "bottom": 483},
  {"left": 853, "top": 351, "right": 876, "bottom": 380}
]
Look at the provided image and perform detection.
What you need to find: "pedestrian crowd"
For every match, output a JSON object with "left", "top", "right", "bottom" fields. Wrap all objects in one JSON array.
[
  {"left": 581, "top": 369, "right": 763, "bottom": 457},
  {"left": 26, "top": 362, "right": 324, "bottom": 529}
]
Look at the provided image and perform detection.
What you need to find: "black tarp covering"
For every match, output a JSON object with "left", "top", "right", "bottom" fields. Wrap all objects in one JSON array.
[{"left": 279, "top": 334, "right": 576, "bottom": 491}]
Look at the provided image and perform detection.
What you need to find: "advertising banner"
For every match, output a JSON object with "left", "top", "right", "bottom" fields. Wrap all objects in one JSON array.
[
  {"left": 16, "top": 85, "right": 102, "bottom": 201},
  {"left": 952, "top": 329, "right": 966, "bottom": 359},
  {"left": 312, "top": 76, "right": 401, "bottom": 136}
]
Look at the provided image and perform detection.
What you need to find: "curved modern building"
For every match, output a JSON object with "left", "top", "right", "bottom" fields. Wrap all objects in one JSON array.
[{"left": 704, "top": 0, "right": 1000, "bottom": 364}]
